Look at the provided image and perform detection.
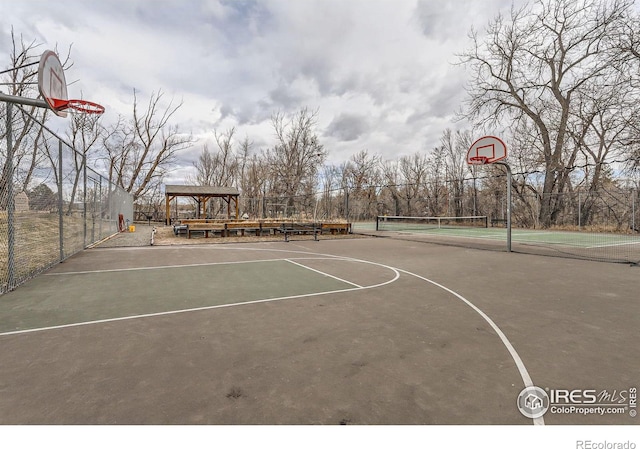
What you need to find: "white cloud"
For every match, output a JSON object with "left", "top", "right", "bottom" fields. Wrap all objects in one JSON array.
[{"left": 0, "top": 0, "right": 527, "bottom": 172}]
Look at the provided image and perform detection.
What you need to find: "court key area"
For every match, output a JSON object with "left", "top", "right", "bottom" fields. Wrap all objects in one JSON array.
[{"left": 0, "top": 237, "right": 637, "bottom": 425}]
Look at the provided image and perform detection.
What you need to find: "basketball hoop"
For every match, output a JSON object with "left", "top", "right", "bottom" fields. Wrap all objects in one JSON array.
[
  {"left": 469, "top": 156, "right": 489, "bottom": 165},
  {"left": 467, "top": 136, "right": 507, "bottom": 165},
  {"left": 51, "top": 99, "right": 105, "bottom": 115}
]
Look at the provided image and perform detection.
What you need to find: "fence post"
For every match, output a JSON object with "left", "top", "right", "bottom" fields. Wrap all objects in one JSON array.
[
  {"left": 83, "top": 152, "right": 87, "bottom": 247},
  {"left": 6, "top": 103, "right": 15, "bottom": 290},
  {"left": 58, "top": 140, "right": 64, "bottom": 261},
  {"left": 344, "top": 188, "right": 349, "bottom": 220},
  {"left": 98, "top": 176, "right": 103, "bottom": 239},
  {"left": 632, "top": 188, "right": 636, "bottom": 232},
  {"left": 578, "top": 190, "right": 581, "bottom": 228}
]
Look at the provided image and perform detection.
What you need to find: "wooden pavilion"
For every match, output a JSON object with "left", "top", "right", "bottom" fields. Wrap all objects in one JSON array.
[{"left": 164, "top": 185, "right": 240, "bottom": 225}]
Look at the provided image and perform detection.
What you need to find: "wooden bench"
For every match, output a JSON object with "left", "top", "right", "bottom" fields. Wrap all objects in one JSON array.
[
  {"left": 258, "top": 222, "right": 284, "bottom": 236},
  {"left": 224, "top": 221, "right": 261, "bottom": 237},
  {"left": 281, "top": 223, "right": 318, "bottom": 234},
  {"left": 186, "top": 223, "right": 226, "bottom": 238},
  {"left": 181, "top": 218, "right": 225, "bottom": 225},
  {"left": 280, "top": 223, "right": 319, "bottom": 241},
  {"left": 321, "top": 222, "right": 351, "bottom": 235}
]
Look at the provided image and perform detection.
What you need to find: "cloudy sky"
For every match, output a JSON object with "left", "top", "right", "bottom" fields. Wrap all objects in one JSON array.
[{"left": 1, "top": 0, "right": 525, "bottom": 182}]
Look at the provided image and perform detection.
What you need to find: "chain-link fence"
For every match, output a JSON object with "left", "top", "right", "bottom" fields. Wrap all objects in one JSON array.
[
  {"left": 141, "top": 184, "right": 639, "bottom": 231},
  {"left": 345, "top": 179, "right": 640, "bottom": 263},
  {"left": 129, "top": 162, "right": 640, "bottom": 263},
  {"left": 1, "top": 104, "right": 133, "bottom": 294}
]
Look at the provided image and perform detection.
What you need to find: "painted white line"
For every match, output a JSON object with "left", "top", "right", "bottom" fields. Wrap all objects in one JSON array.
[
  {"left": 285, "top": 259, "right": 363, "bottom": 288},
  {"left": 44, "top": 258, "right": 289, "bottom": 276},
  {"left": 397, "top": 268, "right": 544, "bottom": 425},
  {"left": 586, "top": 241, "right": 640, "bottom": 249}
]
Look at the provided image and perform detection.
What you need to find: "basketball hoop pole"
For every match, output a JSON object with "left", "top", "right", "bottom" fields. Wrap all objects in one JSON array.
[
  {"left": 0, "top": 92, "right": 49, "bottom": 109},
  {"left": 494, "top": 161, "right": 512, "bottom": 252}
]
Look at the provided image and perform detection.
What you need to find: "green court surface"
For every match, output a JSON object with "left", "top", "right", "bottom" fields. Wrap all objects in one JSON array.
[
  {"left": 408, "top": 227, "right": 637, "bottom": 248},
  {"left": 355, "top": 221, "right": 639, "bottom": 248},
  {"left": 0, "top": 260, "right": 356, "bottom": 334}
]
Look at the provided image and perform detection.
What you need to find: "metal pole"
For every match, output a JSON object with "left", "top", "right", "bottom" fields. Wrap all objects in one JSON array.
[
  {"left": 578, "top": 190, "right": 581, "bottom": 228},
  {"left": 344, "top": 188, "right": 349, "bottom": 220},
  {"left": 632, "top": 188, "right": 636, "bottom": 232},
  {"left": 495, "top": 161, "right": 512, "bottom": 252},
  {"left": 83, "top": 153, "right": 87, "bottom": 247},
  {"left": 0, "top": 92, "right": 48, "bottom": 109},
  {"left": 58, "top": 140, "right": 64, "bottom": 261},
  {"left": 6, "top": 102, "right": 15, "bottom": 290}
]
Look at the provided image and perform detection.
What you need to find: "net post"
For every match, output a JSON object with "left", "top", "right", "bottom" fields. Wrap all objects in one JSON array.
[
  {"left": 483, "top": 216, "right": 488, "bottom": 228},
  {"left": 376, "top": 215, "right": 380, "bottom": 231}
]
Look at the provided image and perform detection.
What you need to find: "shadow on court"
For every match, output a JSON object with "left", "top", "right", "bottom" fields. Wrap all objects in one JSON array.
[{"left": 0, "top": 238, "right": 637, "bottom": 424}]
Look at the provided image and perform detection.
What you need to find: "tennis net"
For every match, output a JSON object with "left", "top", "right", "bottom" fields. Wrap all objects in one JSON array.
[{"left": 376, "top": 215, "right": 488, "bottom": 232}]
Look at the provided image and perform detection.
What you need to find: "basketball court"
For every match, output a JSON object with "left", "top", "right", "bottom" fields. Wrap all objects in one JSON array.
[
  {"left": 0, "top": 237, "right": 636, "bottom": 425},
  {"left": 0, "top": 50, "right": 637, "bottom": 432}
]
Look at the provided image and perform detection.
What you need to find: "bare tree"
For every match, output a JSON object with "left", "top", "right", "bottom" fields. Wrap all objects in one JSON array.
[
  {"left": 190, "top": 129, "right": 239, "bottom": 186},
  {"left": 425, "top": 145, "right": 447, "bottom": 216},
  {"left": 570, "top": 68, "right": 636, "bottom": 225},
  {"left": 381, "top": 159, "right": 402, "bottom": 216},
  {"left": 103, "top": 89, "right": 194, "bottom": 200},
  {"left": 211, "top": 127, "right": 239, "bottom": 187},
  {"left": 441, "top": 129, "right": 472, "bottom": 217},
  {"left": 190, "top": 144, "right": 216, "bottom": 186},
  {"left": 319, "top": 163, "right": 341, "bottom": 219},
  {"left": 102, "top": 115, "right": 136, "bottom": 191},
  {"left": 264, "top": 108, "right": 326, "bottom": 216},
  {"left": 398, "top": 152, "right": 429, "bottom": 216},
  {"left": 188, "top": 127, "right": 243, "bottom": 216},
  {"left": 236, "top": 135, "right": 252, "bottom": 193},
  {"left": 341, "top": 150, "right": 382, "bottom": 219},
  {"left": 616, "top": 12, "right": 640, "bottom": 173},
  {"left": 65, "top": 112, "right": 102, "bottom": 213},
  {"left": 459, "top": 0, "right": 635, "bottom": 227},
  {"left": 0, "top": 31, "right": 62, "bottom": 208},
  {"left": 242, "top": 153, "right": 267, "bottom": 218},
  {"left": 507, "top": 121, "right": 549, "bottom": 227}
]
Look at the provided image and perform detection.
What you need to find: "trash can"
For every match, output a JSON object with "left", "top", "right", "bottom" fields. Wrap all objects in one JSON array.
[{"left": 129, "top": 225, "right": 135, "bottom": 232}]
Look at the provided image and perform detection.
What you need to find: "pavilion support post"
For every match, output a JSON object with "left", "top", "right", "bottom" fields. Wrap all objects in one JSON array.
[
  {"left": 165, "top": 194, "right": 171, "bottom": 225},
  {"left": 202, "top": 197, "right": 209, "bottom": 219}
]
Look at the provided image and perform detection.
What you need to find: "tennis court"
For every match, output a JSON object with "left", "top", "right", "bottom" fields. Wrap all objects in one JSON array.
[
  {"left": 356, "top": 219, "right": 640, "bottom": 263},
  {"left": 0, "top": 236, "right": 637, "bottom": 425}
]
